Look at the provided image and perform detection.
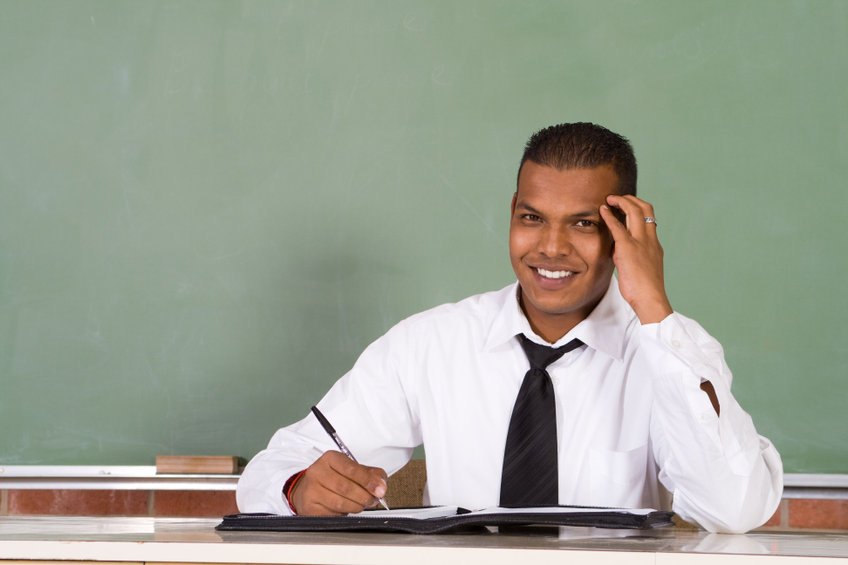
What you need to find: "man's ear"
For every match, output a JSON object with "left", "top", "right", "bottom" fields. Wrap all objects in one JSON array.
[{"left": 510, "top": 192, "right": 517, "bottom": 216}]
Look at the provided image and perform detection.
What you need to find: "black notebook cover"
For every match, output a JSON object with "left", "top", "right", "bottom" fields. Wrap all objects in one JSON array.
[{"left": 216, "top": 506, "right": 675, "bottom": 534}]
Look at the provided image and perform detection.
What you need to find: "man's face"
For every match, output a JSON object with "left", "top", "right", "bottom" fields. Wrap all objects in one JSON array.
[{"left": 509, "top": 161, "right": 619, "bottom": 341}]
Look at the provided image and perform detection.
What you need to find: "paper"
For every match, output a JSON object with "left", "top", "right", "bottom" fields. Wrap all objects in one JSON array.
[
  {"left": 357, "top": 505, "right": 655, "bottom": 519},
  {"left": 470, "top": 506, "right": 655, "bottom": 516}
]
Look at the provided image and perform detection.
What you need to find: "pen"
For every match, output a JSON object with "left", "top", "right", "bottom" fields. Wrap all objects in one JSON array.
[{"left": 310, "top": 405, "right": 390, "bottom": 510}]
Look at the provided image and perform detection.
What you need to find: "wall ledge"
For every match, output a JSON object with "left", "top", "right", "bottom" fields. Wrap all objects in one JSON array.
[
  {"left": 1, "top": 467, "right": 847, "bottom": 498},
  {"left": 783, "top": 474, "right": 848, "bottom": 500},
  {"left": 0, "top": 466, "right": 237, "bottom": 491}
]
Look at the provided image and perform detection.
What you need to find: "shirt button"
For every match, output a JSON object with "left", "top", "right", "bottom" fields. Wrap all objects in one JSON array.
[{"left": 671, "top": 339, "right": 682, "bottom": 349}]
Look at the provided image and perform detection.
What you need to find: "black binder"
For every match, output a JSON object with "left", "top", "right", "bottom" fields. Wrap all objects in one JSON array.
[{"left": 216, "top": 506, "right": 675, "bottom": 534}]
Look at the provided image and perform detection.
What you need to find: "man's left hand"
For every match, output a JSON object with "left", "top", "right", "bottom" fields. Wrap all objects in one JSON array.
[{"left": 600, "top": 194, "right": 673, "bottom": 324}]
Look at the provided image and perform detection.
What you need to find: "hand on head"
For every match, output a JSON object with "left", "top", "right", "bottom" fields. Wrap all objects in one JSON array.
[
  {"left": 289, "top": 451, "right": 388, "bottom": 516},
  {"left": 600, "top": 194, "right": 673, "bottom": 325}
]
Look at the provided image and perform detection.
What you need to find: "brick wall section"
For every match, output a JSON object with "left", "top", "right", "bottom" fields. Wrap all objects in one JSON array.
[
  {"left": 154, "top": 490, "right": 239, "bottom": 517},
  {"left": 788, "top": 499, "right": 848, "bottom": 530},
  {"left": 7, "top": 489, "right": 149, "bottom": 516},
  {"left": 2, "top": 489, "right": 237, "bottom": 518},
  {"left": 0, "top": 489, "right": 844, "bottom": 530}
]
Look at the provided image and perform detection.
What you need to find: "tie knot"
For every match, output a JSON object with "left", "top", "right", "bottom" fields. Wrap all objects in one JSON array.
[{"left": 518, "top": 334, "right": 583, "bottom": 371}]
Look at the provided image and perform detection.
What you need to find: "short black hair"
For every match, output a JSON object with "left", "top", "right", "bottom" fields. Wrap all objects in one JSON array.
[{"left": 518, "top": 122, "right": 637, "bottom": 196}]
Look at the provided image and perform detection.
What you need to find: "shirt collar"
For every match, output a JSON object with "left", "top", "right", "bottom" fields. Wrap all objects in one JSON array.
[{"left": 485, "top": 276, "right": 631, "bottom": 361}]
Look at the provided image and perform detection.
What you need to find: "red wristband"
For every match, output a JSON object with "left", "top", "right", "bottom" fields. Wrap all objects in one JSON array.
[{"left": 283, "top": 469, "right": 307, "bottom": 515}]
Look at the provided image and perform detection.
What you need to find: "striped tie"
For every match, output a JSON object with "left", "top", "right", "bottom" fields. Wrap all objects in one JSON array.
[{"left": 499, "top": 334, "right": 582, "bottom": 507}]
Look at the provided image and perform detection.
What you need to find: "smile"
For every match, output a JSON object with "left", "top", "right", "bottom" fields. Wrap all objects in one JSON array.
[{"left": 535, "top": 268, "right": 575, "bottom": 280}]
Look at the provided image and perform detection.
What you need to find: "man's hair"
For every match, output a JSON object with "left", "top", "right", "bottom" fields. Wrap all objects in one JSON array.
[{"left": 518, "top": 122, "right": 637, "bottom": 196}]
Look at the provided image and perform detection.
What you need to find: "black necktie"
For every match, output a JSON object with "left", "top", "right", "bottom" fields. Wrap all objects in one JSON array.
[{"left": 499, "top": 334, "right": 583, "bottom": 507}]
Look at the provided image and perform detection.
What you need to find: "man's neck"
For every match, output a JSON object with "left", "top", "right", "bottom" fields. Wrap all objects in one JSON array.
[
  {"left": 526, "top": 320, "right": 575, "bottom": 344},
  {"left": 518, "top": 293, "right": 591, "bottom": 345}
]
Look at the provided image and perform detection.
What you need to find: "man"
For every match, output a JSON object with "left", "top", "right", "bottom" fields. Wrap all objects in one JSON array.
[{"left": 237, "top": 123, "right": 783, "bottom": 533}]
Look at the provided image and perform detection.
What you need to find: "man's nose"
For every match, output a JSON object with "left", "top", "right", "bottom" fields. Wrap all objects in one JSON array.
[{"left": 538, "top": 225, "right": 573, "bottom": 257}]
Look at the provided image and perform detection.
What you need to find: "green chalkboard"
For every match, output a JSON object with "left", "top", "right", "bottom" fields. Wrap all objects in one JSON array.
[{"left": 1, "top": 1, "right": 846, "bottom": 473}]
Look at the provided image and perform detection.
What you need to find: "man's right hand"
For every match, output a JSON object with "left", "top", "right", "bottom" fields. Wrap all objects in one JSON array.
[{"left": 289, "top": 451, "right": 388, "bottom": 516}]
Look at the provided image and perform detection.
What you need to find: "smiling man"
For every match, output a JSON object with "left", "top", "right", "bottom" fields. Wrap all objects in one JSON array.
[{"left": 237, "top": 123, "right": 783, "bottom": 533}]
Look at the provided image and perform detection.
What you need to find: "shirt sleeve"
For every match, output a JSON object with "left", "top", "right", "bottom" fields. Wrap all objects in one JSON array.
[
  {"left": 236, "top": 324, "right": 422, "bottom": 514},
  {"left": 638, "top": 313, "right": 784, "bottom": 533}
]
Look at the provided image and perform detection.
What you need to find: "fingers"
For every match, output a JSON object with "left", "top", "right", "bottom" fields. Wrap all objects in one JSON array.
[
  {"left": 603, "top": 194, "right": 658, "bottom": 240},
  {"left": 291, "top": 451, "right": 388, "bottom": 516},
  {"left": 599, "top": 202, "right": 628, "bottom": 242},
  {"left": 599, "top": 194, "right": 672, "bottom": 324}
]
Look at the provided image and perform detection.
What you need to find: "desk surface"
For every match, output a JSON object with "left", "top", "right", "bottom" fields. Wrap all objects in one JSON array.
[{"left": 0, "top": 516, "right": 846, "bottom": 564}]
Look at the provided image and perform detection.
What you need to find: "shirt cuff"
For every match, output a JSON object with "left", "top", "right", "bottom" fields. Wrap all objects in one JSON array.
[{"left": 640, "top": 312, "right": 726, "bottom": 384}]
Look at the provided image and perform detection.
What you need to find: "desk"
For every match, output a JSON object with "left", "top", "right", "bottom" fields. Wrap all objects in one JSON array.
[{"left": 0, "top": 516, "right": 846, "bottom": 564}]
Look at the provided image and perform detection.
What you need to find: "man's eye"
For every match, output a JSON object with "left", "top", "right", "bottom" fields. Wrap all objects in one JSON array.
[
  {"left": 574, "top": 220, "right": 601, "bottom": 233},
  {"left": 522, "top": 214, "right": 541, "bottom": 222}
]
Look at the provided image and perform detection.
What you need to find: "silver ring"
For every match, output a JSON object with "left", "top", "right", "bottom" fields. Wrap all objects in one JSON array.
[{"left": 644, "top": 216, "right": 657, "bottom": 225}]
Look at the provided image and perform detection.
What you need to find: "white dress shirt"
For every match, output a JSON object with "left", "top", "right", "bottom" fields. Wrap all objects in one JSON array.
[{"left": 237, "top": 277, "right": 783, "bottom": 533}]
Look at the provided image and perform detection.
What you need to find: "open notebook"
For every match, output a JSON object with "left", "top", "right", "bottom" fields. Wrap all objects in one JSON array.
[{"left": 216, "top": 505, "right": 675, "bottom": 534}]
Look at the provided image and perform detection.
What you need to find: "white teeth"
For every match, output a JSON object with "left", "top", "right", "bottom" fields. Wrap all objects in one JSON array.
[{"left": 537, "top": 268, "right": 574, "bottom": 279}]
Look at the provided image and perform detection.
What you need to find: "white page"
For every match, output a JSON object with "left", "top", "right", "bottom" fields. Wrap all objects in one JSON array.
[
  {"left": 355, "top": 506, "right": 655, "bottom": 519},
  {"left": 468, "top": 506, "right": 656, "bottom": 516}
]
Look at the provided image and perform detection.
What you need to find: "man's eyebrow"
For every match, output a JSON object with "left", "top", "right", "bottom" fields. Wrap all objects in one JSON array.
[
  {"left": 571, "top": 209, "right": 602, "bottom": 219},
  {"left": 514, "top": 201, "right": 543, "bottom": 215},
  {"left": 514, "top": 201, "right": 601, "bottom": 219}
]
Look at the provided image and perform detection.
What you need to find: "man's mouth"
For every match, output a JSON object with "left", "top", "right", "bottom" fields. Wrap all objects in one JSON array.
[{"left": 535, "top": 267, "right": 575, "bottom": 280}]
